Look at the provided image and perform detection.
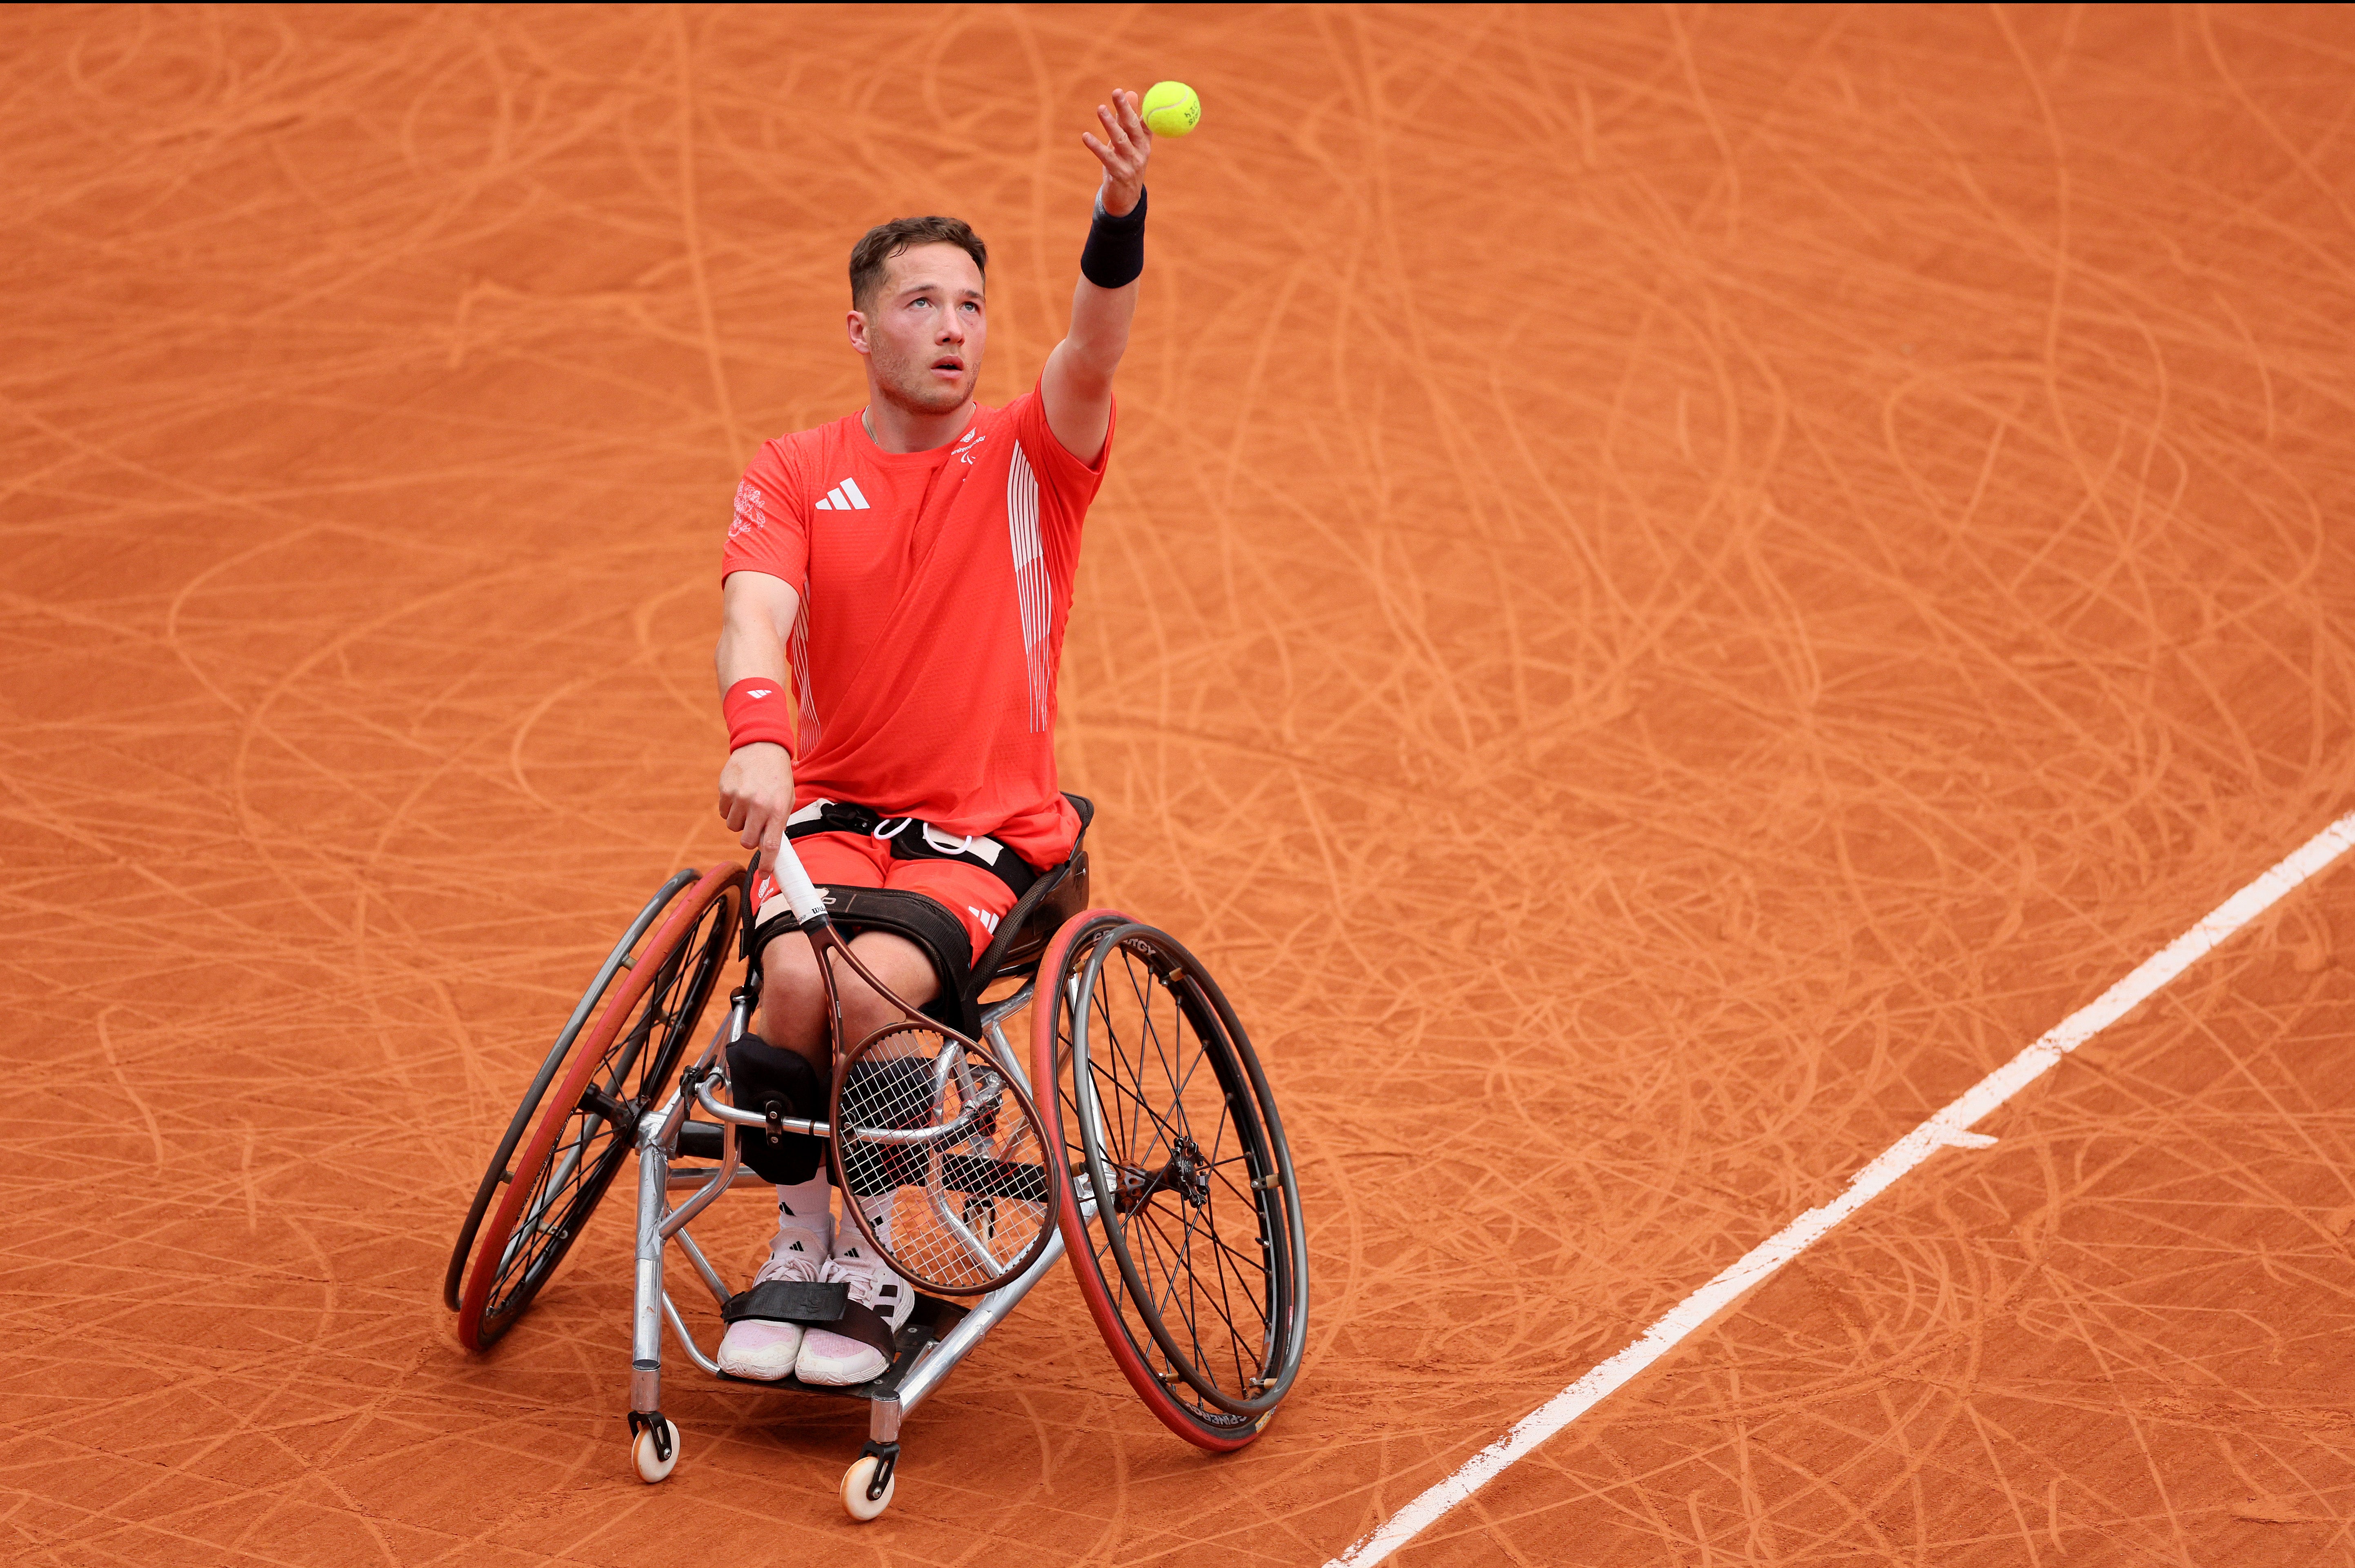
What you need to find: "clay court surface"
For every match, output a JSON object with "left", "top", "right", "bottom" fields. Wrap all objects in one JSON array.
[{"left": 10, "top": 3, "right": 2355, "bottom": 1563}]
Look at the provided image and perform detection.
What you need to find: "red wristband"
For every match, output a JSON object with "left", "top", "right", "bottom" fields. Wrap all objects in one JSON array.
[{"left": 723, "top": 677, "right": 797, "bottom": 758}]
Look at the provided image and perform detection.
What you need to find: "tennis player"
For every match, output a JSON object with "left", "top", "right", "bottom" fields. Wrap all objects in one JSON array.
[{"left": 707, "top": 89, "right": 1155, "bottom": 1386}]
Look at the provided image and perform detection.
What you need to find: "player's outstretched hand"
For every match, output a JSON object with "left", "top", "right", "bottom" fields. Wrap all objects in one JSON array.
[
  {"left": 1083, "top": 88, "right": 1151, "bottom": 218},
  {"left": 718, "top": 741, "right": 795, "bottom": 875}
]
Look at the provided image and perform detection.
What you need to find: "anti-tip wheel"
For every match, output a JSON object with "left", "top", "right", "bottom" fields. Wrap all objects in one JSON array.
[
  {"left": 631, "top": 1418, "right": 680, "bottom": 1484},
  {"left": 840, "top": 1455, "right": 895, "bottom": 1521}
]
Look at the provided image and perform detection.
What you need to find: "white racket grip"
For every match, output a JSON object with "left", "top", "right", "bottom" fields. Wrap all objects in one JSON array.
[{"left": 767, "top": 840, "right": 829, "bottom": 926}]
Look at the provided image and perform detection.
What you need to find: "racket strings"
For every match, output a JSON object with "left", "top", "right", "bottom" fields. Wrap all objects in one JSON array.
[{"left": 834, "top": 1025, "right": 1053, "bottom": 1294}]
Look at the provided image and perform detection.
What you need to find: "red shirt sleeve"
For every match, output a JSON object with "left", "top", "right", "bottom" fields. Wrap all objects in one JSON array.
[
  {"left": 721, "top": 440, "right": 809, "bottom": 586},
  {"left": 1010, "top": 379, "right": 1114, "bottom": 505}
]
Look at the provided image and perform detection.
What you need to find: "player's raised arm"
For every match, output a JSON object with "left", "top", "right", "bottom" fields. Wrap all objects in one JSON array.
[
  {"left": 714, "top": 569, "right": 801, "bottom": 871},
  {"left": 1041, "top": 87, "right": 1154, "bottom": 465}
]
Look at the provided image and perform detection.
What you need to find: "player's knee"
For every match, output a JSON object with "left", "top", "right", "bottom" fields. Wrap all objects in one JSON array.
[
  {"left": 834, "top": 934, "right": 939, "bottom": 1041},
  {"left": 754, "top": 939, "right": 829, "bottom": 1055},
  {"left": 836, "top": 988, "right": 900, "bottom": 1049}
]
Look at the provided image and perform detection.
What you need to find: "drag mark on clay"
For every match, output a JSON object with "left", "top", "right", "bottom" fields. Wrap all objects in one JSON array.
[{"left": 1330, "top": 808, "right": 2355, "bottom": 1568}]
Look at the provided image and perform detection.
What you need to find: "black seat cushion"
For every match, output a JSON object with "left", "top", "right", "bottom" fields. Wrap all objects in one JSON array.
[{"left": 960, "top": 793, "right": 1094, "bottom": 1007}]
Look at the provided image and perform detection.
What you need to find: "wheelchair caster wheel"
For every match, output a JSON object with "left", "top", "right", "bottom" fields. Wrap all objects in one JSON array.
[
  {"left": 630, "top": 1417, "right": 680, "bottom": 1484},
  {"left": 840, "top": 1454, "right": 895, "bottom": 1521}
]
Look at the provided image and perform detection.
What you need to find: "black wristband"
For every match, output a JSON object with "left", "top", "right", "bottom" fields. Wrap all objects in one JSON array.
[{"left": 1079, "top": 189, "right": 1147, "bottom": 289}]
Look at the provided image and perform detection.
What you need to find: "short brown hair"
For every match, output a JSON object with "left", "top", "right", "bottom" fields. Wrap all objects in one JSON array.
[{"left": 849, "top": 216, "right": 987, "bottom": 313}]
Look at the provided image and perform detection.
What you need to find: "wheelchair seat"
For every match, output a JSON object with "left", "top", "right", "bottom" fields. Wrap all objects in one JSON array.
[{"left": 964, "top": 793, "right": 1094, "bottom": 988}]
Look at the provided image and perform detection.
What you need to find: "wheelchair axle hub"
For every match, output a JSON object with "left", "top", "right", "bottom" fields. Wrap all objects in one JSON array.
[{"left": 1112, "top": 1135, "right": 1211, "bottom": 1214}]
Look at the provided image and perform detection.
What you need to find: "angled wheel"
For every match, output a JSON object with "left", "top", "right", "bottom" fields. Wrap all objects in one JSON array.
[
  {"left": 454, "top": 862, "right": 743, "bottom": 1350},
  {"left": 1032, "top": 912, "right": 1309, "bottom": 1450},
  {"left": 443, "top": 869, "right": 699, "bottom": 1311}
]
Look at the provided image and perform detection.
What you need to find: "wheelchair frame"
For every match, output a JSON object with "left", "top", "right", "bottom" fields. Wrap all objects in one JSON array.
[
  {"left": 451, "top": 822, "right": 1308, "bottom": 1519},
  {"left": 622, "top": 963, "right": 1073, "bottom": 1510}
]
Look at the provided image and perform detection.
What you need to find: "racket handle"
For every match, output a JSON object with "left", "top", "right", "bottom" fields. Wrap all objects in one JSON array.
[{"left": 765, "top": 840, "right": 830, "bottom": 926}]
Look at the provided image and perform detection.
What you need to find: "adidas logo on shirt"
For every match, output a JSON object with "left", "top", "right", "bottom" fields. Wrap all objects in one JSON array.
[{"left": 814, "top": 477, "right": 872, "bottom": 512}]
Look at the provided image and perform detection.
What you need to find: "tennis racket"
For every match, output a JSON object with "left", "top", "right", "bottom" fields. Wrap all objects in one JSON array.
[{"left": 758, "top": 844, "right": 1056, "bottom": 1296}]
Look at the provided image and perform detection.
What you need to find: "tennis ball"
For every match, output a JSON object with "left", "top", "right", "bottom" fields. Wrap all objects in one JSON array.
[{"left": 1140, "top": 80, "right": 1201, "bottom": 138}]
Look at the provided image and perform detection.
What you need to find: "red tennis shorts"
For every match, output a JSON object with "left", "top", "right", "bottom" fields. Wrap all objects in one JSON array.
[{"left": 752, "top": 830, "right": 1019, "bottom": 960}]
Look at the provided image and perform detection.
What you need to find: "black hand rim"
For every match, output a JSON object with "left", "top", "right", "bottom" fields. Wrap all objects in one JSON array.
[
  {"left": 443, "top": 870, "right": 698, "bottom": 1311},
  {"left": 829, "top": 1024, "right": 1058, "bottom": 1297},
  {"left": 472, "top": 883, "right": 737, "bottom": 1339},
  {"left": 1068, "top": 922, "right": 1305, "bottom": 1418}
]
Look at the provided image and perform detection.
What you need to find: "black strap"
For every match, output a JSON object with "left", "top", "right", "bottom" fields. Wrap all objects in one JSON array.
[
  {"left": 721, "top": 1278, "right": 849, "bottom": 1325},
  {"left": 716, "top": 1283, "right": 902, "bottom": 1364},
  {"left": 788, "top": 801, "right": 1036, "bottom": 900},
  {"left": 744, "top": 882, "right": 980, "bottom": 1036},
  {"left": 753, "top": 793, "right": 1098, "bottom": 1028},
  {"left": 822, "top": 1299, "right": 901, "bottom": 1362}
]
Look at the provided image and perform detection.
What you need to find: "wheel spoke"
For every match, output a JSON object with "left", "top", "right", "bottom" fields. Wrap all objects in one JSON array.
[
  {"left": 1206, "top": 1161, "right": 1261, "bottom": 1210},
  {"left": 1172, "top": 1196, "right": 1254, "bottom": 1362},
  {"left": 1122, "top": 951, "right": 1186, "bottom": 1147},
  {"left": 1054, "top": 923, "right": 1301, "bottom": 1431},
  {"left": 1205, "top": 1211, "right": 1260, "bottom": 1391},
  {"left": 1131, "top": 1206, "right": 1209, "bottom": 1366},
  {"left": 1195, "top": 1203, "right": 1253, "bottom": 1393},
  {"left": 1110, "top": 963, "right": 1163, "bottom": 1163},
  {"left": 1090, "top": 979, "right": 1143, "bottom": 1163},
  {"left": 1089, "top": 1059, "right": 1180, "bottom": 1162},
  {"left": 1160, "top": 990, "right": 1218, "bottom": 1139},
  {"left": 1150, "top": 1198, "right": 1251, "bottom": 1393},
  {"left": 471, "top": 886, "right": 732, "bottom": 1334},
  {"left": 1196, "top": 1179, "right": 1270, "bottom": 1346},
  {"left": 1084, "top": 1008, "right": 1181, "bottom": 1160},
  {"left": 1162, "top": 1209, "right": 1216, "bottom": 1377}
]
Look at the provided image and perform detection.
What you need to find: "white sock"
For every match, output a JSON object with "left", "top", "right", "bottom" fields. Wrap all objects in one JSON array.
[
  {"left": 839, "top": 1195, "right": 893, "bottom": 1258},
  {"left": 774, "top": 1178, "right": 832, "bottom": 1256}
]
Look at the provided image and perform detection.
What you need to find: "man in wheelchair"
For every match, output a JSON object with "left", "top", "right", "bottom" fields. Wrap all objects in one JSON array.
[{"left": 705, "top": 90, "right": 1156, "bottom": 1387}]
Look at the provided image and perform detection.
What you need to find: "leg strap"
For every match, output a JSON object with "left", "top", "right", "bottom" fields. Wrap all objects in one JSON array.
[
  {"left": 722, "top": 1278, "right": 849, "bottom": 1325},
  {"left": 719, "top": 1280, "right": 901, "bottom": 1364}
]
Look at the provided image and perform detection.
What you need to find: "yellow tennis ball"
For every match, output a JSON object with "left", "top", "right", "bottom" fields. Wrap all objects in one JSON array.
[{"left": 1140, "top": 80, "right": 1201, "bottom": 138}]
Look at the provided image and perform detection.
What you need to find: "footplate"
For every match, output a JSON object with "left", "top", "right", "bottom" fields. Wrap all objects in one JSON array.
[{"left": 713, "top": 1293, "right": 969, "bottom": 1400}]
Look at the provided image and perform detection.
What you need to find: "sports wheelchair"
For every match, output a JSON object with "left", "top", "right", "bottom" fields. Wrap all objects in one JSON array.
[{"left": 442, "top": 799, "right": 1308, "bottom": 1519}]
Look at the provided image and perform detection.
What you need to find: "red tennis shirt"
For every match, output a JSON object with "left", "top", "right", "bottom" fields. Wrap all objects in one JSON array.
[{"left": 720, "top": 382, "right": 1111, "bottom": 871}]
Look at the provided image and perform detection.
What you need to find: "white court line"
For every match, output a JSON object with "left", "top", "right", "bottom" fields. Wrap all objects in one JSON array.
[{"left": 1327, "top": 809, "right": 2355, "bottom": 1568}]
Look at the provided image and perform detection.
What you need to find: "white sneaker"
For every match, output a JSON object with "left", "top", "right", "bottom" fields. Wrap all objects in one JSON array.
[
  {"left": 793, "top": 1242, "right": 915, "bottom": 1386},
  {"left": 715, "top": 1235, "right": 823, "bottom": 1380}
]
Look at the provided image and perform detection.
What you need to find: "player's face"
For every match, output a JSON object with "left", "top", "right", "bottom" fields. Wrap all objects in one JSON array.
[{"left": 857, "top": 244, "right": 987, "bottom": 415}]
